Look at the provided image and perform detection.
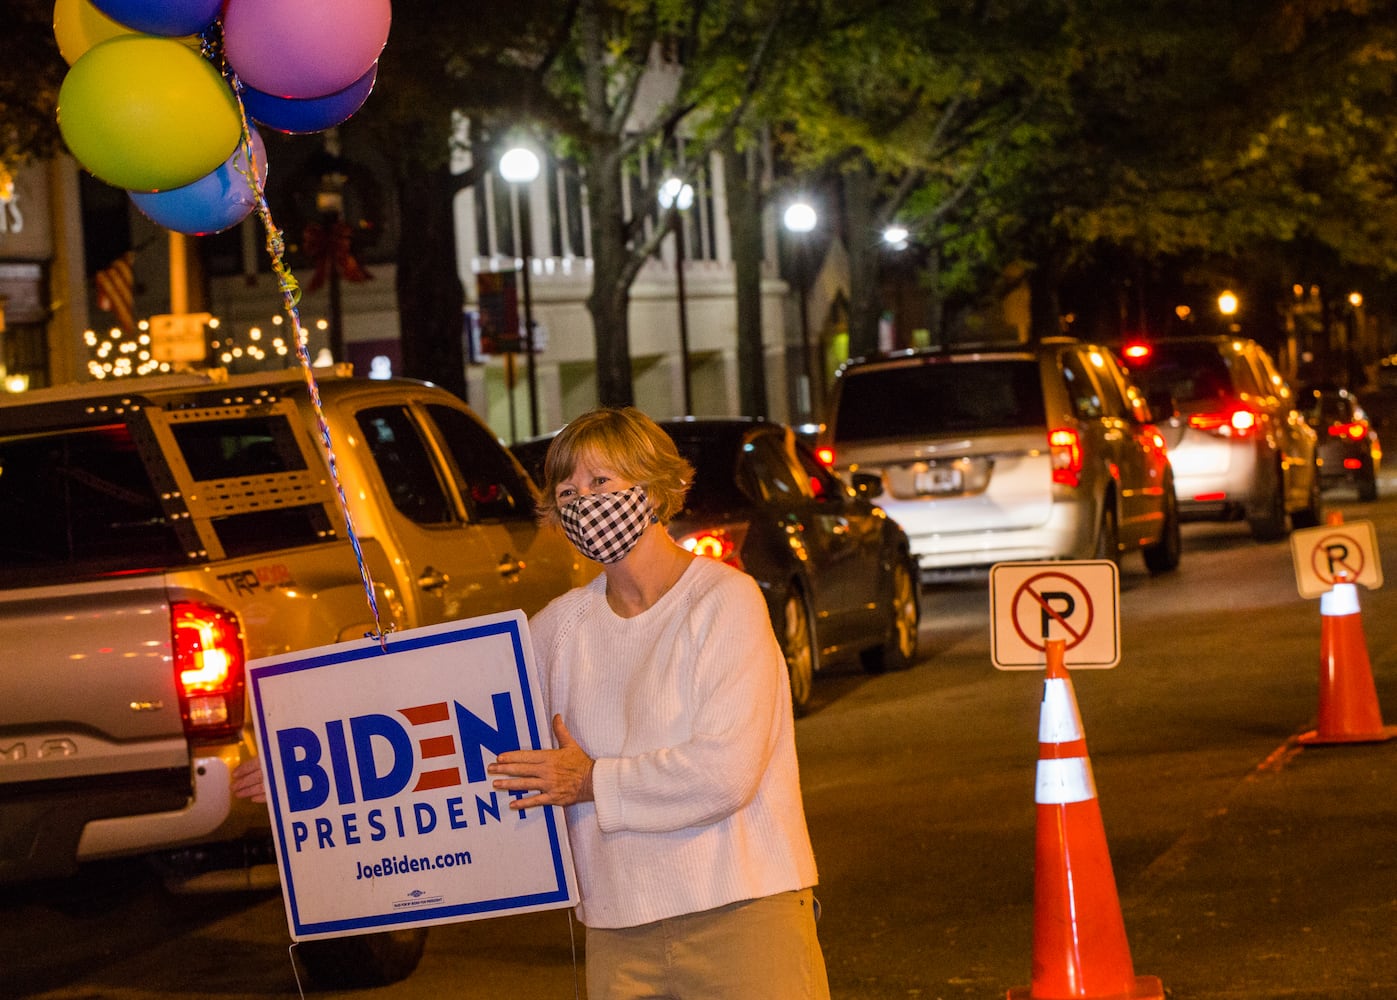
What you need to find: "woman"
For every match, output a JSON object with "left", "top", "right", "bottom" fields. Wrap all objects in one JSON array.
[{"left": 489, "top": 406, "right": 829, "bottom": 1000}]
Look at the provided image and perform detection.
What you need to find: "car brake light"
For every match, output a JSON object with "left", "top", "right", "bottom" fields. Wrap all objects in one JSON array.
[
  {"left": 1121, "top": 342, "right": 1151, "bottom": 361},
  {"left": 1328, "top": 420, "right": 1368, "bottom": 442},
  {"left": 1188, "top": 405, "right": 1259, "bottom": 437},
  {"left": 1049, "top": 428, "right": 1082, "bottom": 487},
  {"left": 1343, "top": 457, "right": 1364, "bottom": 470},
  {"left": 815, "top": 445, "right": 836, "bottom": 467},
  {"left": 675, "top": 523, "right": 749, "bottom": 569},
  {"left": 172, "top": 600, "right": 246, "bottom": 744}
]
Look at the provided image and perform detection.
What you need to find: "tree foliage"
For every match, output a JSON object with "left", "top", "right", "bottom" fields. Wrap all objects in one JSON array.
[
  {"left": 11, "top": 0, "right": 1397, "bottom": 396},
  {"left": 1, "top": 0, "right": 66, "bottom": 175}
]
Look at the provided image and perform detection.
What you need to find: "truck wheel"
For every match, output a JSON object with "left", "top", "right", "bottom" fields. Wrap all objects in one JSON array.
[
  {"left": 1290, "top": 466, "right": 1322, "bottom": 529},
  {"left": 1248, "top": 465, "right": 1288, "bottom": 541},
  {"left": 781, "top": 587, "right": 817, "bottom": 716},
  {"left": 297, "top": 927, "right": 429, "bottom": 988},
  {"left": 861, "top": 558, "right": 919, "bottom": 674},
  {"left": 1143, "top": 486, "right": 1182, "bottom": 574},
  {"left": 1093, "top": 499, "right": 1120, "bottom": 566},
  {"left": 1358, "top": 466, "right": 1379, "bottom": 502}
]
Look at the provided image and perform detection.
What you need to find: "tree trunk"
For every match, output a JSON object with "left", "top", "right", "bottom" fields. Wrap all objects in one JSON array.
[
  {"left": 844, "top": 162, "right": 882, "bottom": 360},
  {"left": 584, "top": 138, "right": 635, "bottom": 408},
  {"left": 395, "top": 165, "right": 467, "bottom": 401},
  {"left": 1028, "top": 252, "right": 1061, "bottom": 343},
  {"left": 924, "top": 243, "right": 945, "bottom": 349},
  {"left": 723, "top": 137, "right": 768, "bottom": 417}
]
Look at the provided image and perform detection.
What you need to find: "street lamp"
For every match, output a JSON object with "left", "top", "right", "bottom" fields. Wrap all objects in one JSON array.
[
  {"left": 499, "top": 146, "right": 541, "bottom": 437},
  {"left": 783, "top": 200, "right": 818, "bottom": 422},
  {"left": 659, "top": 177, "right": 695, "bottom": 415},
  {"left": 882, "top": 224, "right": 910, "bottom": 250},
  {"left": 1218, "top": 290, "right": 1238, "bottom": 317}
]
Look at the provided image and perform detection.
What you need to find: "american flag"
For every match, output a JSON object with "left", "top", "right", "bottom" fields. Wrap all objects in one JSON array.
[{"left": 95, "top": 251, "right": 137, "bottom": 332}]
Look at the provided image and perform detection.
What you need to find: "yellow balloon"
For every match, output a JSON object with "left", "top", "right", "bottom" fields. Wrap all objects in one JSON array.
[
  {"left": 52, "top": 0, "right": 200, "bottom": 66},
  {"left": 58, "top": 36, "right": 242, "bottom": 192}
]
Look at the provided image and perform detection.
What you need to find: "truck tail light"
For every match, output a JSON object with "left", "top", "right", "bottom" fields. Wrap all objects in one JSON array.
[
  {"left": 1049, "top": 428, "right": 1083, "bottom": 487},
  {"left": 1188, "top": 405, "right": 1260, "bottom": 437},
  {"left": 172, "top": 600, "right": 246, "bottom": 744},
  {"left": 1328, "top": 420, "right": 1369, "bottom": 442},
  {"left": 814, "top": 445, "right": 836, "bottom": 468},
  {"left": 674, "top": 523, "right": 749, "bottom": 569}
]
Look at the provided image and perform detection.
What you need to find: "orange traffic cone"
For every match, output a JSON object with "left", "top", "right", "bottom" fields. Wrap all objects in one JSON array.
[
  {"left": 1008, "top": 639, "right": 1163, "bottom": 1000},
  {"left": 1298, "top": 572, "right": 1397, "bottom": 745}
]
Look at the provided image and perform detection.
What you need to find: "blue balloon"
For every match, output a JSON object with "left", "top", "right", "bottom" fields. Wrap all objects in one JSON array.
[
  {"left": 130, "top": 129, "right": 268, "bottom": 235},
  {"left": 88, "top": 0, "right": 221, "bottom": 36},
  {"left": 241, "top": 63, "right": 378, "bottom": 135}
]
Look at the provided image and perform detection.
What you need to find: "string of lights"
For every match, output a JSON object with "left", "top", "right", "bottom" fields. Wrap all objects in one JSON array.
[{"left": 83, "top": 313, "right": 332, "bottom": 379}]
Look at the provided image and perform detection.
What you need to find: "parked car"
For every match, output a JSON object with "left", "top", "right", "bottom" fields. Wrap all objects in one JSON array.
[
  {"left": 1120, "top": 335, "right": 1322, "bottom": 540},
  {"left": 0, "top": 369, "right": 591, "bottom": 988},
  {"left": 513, "top": 418, "right": 921, "bottom": 714},
  {"left": 1301, "top": 385, "right": 1381, "bottom": 501},
  {"left": 818, "top": 338, "right": 1181, "bottom": 577}
]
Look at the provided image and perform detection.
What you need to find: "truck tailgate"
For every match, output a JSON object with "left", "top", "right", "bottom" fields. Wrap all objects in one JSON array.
[{"left": 0, "top": 575, "right": 188, "bottom": 784}]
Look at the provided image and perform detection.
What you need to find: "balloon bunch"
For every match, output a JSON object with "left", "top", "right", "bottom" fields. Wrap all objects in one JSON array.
[{"left": 54, "top": 0, "right": 391, "bottom": 236}]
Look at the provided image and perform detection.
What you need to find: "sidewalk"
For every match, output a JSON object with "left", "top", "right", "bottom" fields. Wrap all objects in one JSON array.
[{"left": 1125, "top": 735, "right": 1397, "bottom": 999}]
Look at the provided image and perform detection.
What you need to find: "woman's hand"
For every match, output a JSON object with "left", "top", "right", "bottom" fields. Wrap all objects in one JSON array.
[
  {"left": 231, "top": 758, "right": 267, "bottom": 803},
  {"left": 488, "top": 714, "right": 595, "bottom": 810}
]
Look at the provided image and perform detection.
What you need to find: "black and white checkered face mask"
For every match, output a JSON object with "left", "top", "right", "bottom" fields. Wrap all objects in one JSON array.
[{"left": 558, "top": 484, "right": 654, "bottom": 563}]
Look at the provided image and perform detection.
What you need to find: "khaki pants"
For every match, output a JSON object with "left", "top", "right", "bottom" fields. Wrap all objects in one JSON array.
[{"left": 585, "top": 888, "right": 830, "bottom": 1000}]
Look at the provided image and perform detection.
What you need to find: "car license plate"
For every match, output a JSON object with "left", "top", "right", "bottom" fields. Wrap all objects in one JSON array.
[{"left": 914, "top": 465, "right": 962, "bottom": 495}]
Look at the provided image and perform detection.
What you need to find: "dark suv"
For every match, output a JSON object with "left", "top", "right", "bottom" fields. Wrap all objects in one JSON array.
[{"left": 1121, "top": 335, "right": 1321, "bottom": 540}]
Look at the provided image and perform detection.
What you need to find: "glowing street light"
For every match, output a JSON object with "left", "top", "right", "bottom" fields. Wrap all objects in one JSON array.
[
  {"left": 1218, "top": 290, "right": 1239, "bottom": 316},
  {"left": 882, "top": 224, "right": 910, "bottom": 250},
  {"left": 499, "top": 146, "right": 542, "bottom": 437},
  {"left": 658, "top": 178, "right": 696, "bottom": 416},
  {"left": 783, "top": 200, "right": 818, "bottom": 421}
]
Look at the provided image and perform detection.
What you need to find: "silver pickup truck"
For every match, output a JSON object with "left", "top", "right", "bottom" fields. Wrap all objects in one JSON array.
[{"left": 0, "top": 368, "right": 587, "bottom": 985}]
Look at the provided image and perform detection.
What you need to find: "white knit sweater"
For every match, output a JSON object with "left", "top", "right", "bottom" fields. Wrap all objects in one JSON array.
[{"left": 529, "top": 556, "right": 819, "bottom": 928}]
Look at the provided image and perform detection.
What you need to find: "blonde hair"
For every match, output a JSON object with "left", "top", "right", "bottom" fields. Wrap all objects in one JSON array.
[{"left": 536, "top": 407, "right": 694, "bottom": 526}]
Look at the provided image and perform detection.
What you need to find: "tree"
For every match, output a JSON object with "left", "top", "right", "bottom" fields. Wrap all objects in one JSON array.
[
  {"left": 1, "top": 1, "right": 66, "bottom": 178},
  {"left": 751, "top": 0, "right": 1078, "bottom": 357},
  {"left": 383, "top": 0, "right": 795, "bottom": 408},
  {"left": 959, "top": 0, "right": 1397, "bottom": 345}
]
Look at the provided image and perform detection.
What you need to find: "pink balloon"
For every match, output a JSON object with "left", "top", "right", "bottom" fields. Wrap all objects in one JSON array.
[{"left": 223, "top": 0, "right": 391, "bottom": 99}]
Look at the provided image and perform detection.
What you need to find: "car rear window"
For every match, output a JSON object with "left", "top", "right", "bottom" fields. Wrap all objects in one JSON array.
[
  {"left": 663, "top": 428, "right": 745, "bottom": 511},
  {"left": 1127, "top": 344, "right": 1240, "bottom": 403},
  {"left": 0, "top": 424, "right": 186, "bottom": 584},
  {"left": 832, "top": 360, "right": 1045, "bottom": 443},
  {"left": 1305, "top": 393, "right": 1353, "bottom": 426}
]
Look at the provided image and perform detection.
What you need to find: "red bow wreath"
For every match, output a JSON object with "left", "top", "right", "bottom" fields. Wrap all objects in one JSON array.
[{"left": 302, "top": 220, "right": 372, "bottom": 294}]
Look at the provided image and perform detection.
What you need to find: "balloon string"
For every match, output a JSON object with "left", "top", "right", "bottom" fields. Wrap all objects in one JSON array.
[{"left": 220, "top": 61, "right": 391, "bottom": 651}]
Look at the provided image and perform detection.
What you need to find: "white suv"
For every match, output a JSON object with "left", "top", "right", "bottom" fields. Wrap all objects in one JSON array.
[
  {"left": 819, "top": 338, "right": 1181, "bottom": 578},
  {"left": 1120, "top": 335, "right": 1321, "bottom": 540}
]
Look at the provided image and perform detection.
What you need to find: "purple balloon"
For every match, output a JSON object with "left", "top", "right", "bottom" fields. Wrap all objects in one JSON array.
[
  {"left": 130, "top": 129, "right": 268, "bottom": 235},
  {"left": 224, "top": 0, "right": 391, "bottom": 99},
  {"left": 241, "top": 63, "right": 377, "bottom": 135},
  {"left": 88, "top": 0, "right": 221, "bottom": 36}
]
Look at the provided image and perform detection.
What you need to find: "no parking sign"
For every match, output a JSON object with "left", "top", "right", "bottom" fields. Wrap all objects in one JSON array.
[
  {"left": 989, "top": 560, "right": 1121, "bottom": 670},
  {"left": 1289, "top": 519, "right": 1383, "bottom": 598}
]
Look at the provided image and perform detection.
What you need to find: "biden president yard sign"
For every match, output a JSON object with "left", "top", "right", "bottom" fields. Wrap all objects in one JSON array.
[{"left": 248, "top": 611, "right": 577, "bottom": 942}]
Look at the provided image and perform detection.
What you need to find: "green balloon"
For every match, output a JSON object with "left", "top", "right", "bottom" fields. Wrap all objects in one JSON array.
[{"left": 58, "top": 35, "right": 241, "bottom": 192}]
